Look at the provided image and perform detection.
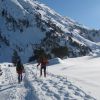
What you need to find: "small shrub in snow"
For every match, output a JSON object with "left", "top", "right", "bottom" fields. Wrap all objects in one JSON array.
[{"left": 51, "top": 46, "right": 68, "bottom": 58}]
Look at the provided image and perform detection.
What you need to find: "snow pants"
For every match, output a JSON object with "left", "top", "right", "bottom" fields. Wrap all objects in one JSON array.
[
  {"left": 18, "top": 74, "right": 22, "bottom": 83},
  {"left": 40, "top": 66, "right": 46, "bottom": 77}
]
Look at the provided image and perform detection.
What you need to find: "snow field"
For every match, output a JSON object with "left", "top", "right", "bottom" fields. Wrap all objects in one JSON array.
[
  {"left": 0, "top": 56, "right": 99, "bottom": 100},
  {"left": 24, "top": 64, "right": 95, "bottom": 100}
]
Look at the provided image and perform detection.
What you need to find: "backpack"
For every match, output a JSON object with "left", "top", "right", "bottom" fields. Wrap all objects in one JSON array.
[
  {"left": 16, "top": 61, "right": 24, "bottom": 71},
  {"left": 41, "top": 58, "right": 48, "bottom": 65}
]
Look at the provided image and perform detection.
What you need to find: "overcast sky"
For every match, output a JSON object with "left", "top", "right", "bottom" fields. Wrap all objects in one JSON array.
[{"left": 39, "top": 0, "right": 100, "bottom": 29}]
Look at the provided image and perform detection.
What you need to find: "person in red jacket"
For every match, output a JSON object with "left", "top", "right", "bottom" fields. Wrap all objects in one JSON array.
[{"left": 37, "top": 56, "right": 48, "bottom": 77}]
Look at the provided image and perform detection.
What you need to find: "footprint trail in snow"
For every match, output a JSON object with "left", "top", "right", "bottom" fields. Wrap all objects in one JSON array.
[{"left": 25, "top": 65, "right": 96, "bottom": 100}]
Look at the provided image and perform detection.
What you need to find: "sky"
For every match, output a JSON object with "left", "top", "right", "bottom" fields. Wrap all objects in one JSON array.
[{"left": 39, "top": 0, "right": 100, "bottom": 29}]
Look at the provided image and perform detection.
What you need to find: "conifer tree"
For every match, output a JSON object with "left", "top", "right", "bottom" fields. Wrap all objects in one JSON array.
[{"left": 12, "top": 50, "right": 20, "bottom": 66}]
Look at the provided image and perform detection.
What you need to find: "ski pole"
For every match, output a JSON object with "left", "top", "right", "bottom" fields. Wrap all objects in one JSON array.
[{"left": 36, "top": 65, "right": 38, "bottom": 77}]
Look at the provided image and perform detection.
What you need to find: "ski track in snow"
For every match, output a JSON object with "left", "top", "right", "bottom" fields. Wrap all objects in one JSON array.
[
  {"left": 24, "top": 73, "right": 39, "bottom": 100},
  {"left": 0, "top": 67, "right": 19, "bottom": 100},
  {"left": 0, "top": 66, "right": 37, "bottom": 100},
  {"left": 25, "top": 64, "right": 96, "bottom": 100},
  {"left": 0, "top": 64, "right": 96, "bottom": 100}
]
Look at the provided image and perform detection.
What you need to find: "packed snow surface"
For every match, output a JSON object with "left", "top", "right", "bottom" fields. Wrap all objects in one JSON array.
[{"left": 0, "top": 56, "right": 100, "bottom": 100}]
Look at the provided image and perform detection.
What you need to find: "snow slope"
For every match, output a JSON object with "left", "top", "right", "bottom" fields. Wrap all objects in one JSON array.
[
  {"left": 0, "top": 0, "right": 100, "bottom": 62},
  {"left": 48, "top": 56, "right": 100, "bottom": 100},
  {"left": 0, "top": 56, "right": 99, "bottom": 100}
]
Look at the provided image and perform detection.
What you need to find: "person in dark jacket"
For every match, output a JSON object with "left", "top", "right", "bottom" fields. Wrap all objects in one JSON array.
[
  {"left": 16, "top": 60, "right": 24, "bottom": 83},
  {"left": 37, "top": 56, "right": 48, "bottom": 77}
]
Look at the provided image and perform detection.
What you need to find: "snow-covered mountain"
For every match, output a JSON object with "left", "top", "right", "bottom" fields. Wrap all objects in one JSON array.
[{"left": 0, "top": 0, "right": 100, "bottom": 63}]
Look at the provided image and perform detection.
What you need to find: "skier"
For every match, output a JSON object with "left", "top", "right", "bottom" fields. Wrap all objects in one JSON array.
[
  {"left": 16, "top": 60, "right": 24, "bottom": 83},
  {"left": 37, "top": 55, "right": 48, "bottom": 77}
]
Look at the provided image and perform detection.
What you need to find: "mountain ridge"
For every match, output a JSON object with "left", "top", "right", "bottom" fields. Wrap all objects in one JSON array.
[{"left": 0, "top": 0, "right": 100, "bottom": 63}]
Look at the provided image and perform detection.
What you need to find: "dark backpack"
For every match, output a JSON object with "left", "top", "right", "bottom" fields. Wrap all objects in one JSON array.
[{"left": 16, "top": 61, "right": 23, "bottom": 71}]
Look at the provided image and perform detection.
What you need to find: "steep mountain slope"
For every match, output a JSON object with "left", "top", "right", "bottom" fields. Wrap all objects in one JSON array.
[{"left": 0, "top": 0, "right": 100, "bottom": 63}]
